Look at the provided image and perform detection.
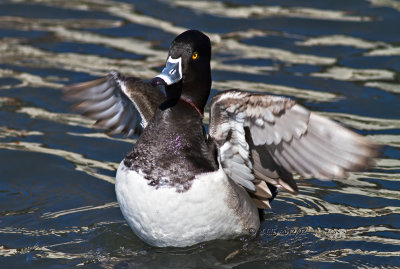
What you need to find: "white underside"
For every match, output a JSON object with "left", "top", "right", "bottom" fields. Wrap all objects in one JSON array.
[{"left": 115, "top": 162, "right": 259, "bottom": 247}]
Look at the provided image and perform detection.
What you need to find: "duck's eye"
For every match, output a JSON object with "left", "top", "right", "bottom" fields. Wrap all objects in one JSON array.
[{"left": 192, "top": 52, "right": 198, "bottom": 60}]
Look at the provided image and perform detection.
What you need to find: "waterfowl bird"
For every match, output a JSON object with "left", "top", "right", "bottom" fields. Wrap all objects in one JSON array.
[{"left": 64, "top": 30, "right": 380, "bottom": 247}]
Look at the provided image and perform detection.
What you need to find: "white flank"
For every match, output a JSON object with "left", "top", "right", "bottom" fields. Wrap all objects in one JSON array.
[{"left": 115, "top": 162, "right": 259, "bottom": 247}]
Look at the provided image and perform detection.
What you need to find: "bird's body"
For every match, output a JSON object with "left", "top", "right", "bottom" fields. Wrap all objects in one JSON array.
[
  {"left": 64, "top": 30, "right": 380, "bottom": 247},
  {"left": 116, "top": 160, "right": 258, "bottom": 247},
  {"left": 116, "top": 100, "right": 258, "bottom": 247}
]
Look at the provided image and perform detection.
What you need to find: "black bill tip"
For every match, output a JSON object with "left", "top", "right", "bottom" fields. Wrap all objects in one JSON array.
[{"left": 151, "top": 77, "right": 166, "bottom": 87}]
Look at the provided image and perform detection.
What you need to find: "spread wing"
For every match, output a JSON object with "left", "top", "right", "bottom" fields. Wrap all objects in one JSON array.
[
  {"left": 63, "top": 71, "right": 165, "bottom": 136},
  {"left": 209, "top": 90, "right": 380, "bottom": 209}
]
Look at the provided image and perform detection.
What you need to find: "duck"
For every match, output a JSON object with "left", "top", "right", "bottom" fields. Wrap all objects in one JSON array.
[{"left": 63, "top": 30, "right": 380, "bottom": 247}]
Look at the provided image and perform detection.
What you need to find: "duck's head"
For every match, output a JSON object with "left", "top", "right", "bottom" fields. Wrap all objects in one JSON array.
[{"left": 152, "top": 30, "right": 211, "bottom": 113}]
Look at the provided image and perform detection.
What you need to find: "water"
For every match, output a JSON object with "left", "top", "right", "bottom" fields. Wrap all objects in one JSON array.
[{"left": 0, "top": 0, "right": 399, "bottom": 268}]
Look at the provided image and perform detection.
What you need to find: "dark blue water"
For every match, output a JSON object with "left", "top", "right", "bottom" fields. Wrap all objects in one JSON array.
[{"left": 1, "top": 0, "right": 399, "bottom": 268}]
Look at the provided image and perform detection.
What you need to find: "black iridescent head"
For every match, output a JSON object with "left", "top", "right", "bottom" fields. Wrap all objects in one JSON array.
[{"left": 153, "top": 30, "right": 212, "bottom": 112}]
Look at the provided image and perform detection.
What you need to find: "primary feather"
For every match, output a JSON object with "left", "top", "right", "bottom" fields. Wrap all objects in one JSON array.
[{"left": 209, "top": 90, "right": 380, "bottom": 208}]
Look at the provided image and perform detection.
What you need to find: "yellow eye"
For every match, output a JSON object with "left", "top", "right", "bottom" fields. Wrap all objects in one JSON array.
[{"left": 192, "top": 52, "right": 198, "bottom": 60}]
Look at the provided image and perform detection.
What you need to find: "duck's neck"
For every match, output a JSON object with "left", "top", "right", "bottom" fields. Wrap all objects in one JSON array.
[
  {"left": 180, "top": 97, "right": 203, "bottom": 118},
  {"left": 180, "top": 71, "right": 211, "bottom": 115},
  {"left": 159, "top": 82, "right": 181, "bottom": 111},
  {"left": 160, "top": 78, "right": 211, "bottom": 117}
]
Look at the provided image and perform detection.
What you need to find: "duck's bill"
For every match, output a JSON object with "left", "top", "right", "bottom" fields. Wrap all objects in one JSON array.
[{"left": 154, "top": 56, "right": 182, "bottom": 85}]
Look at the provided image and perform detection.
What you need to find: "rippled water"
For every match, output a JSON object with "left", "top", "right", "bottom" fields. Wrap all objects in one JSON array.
[{"left": 1, "top": 0, "right": 399, "bottom": 268}]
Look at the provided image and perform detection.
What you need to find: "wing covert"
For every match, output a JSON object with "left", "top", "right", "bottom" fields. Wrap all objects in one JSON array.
[
  {"left": 209, "top": 90, "right": 380, "bottom": 209},
  {"left": 63, "top": 71, "right": 165, "bottom": 136}
]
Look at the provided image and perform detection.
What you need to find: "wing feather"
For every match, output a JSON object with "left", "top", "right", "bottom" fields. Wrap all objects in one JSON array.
[
  {"left": 63, "top": 71, "right": 165, "bottom": 136},
  {"left": 209, "top": 90, "right": 380, "bottom": 209}
]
